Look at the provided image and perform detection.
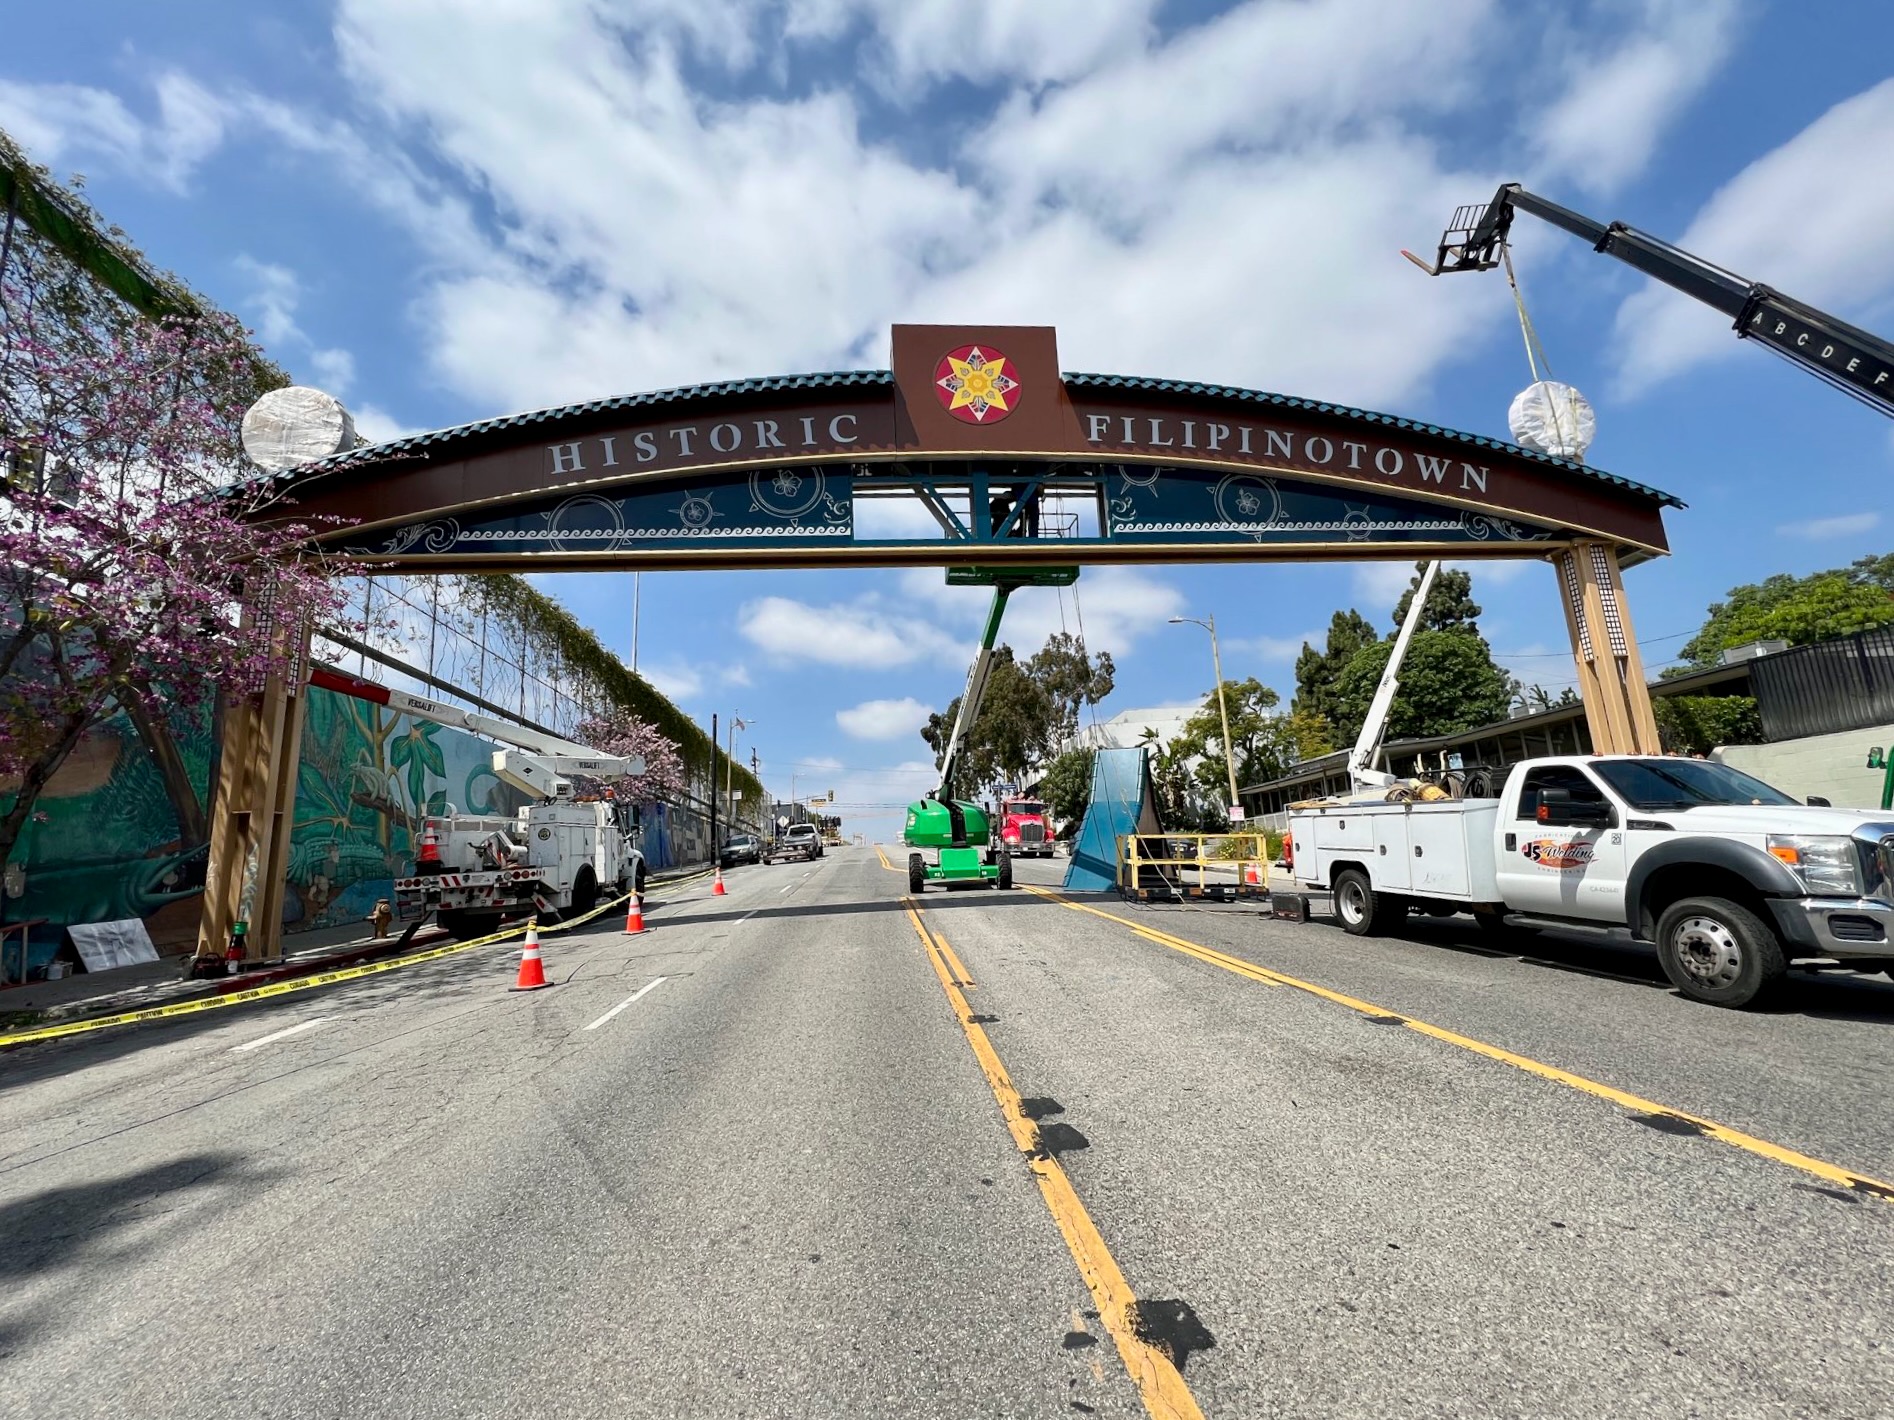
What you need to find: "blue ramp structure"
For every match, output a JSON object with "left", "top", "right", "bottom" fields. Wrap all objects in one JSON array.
[{"left": 1063, "top": 748, "right": 1164, "bottom": 892}]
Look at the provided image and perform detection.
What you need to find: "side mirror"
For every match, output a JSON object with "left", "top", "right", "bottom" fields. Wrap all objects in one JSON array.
[
  {"left": 1535, "top": 788, "right": 1613, "bottom": 827},
  {"left": 1869, "top": 748, "right": 1885, "bottom": 770},
  {"left": 1808, "top": 796, "right": 1832, "bottom": 807}
]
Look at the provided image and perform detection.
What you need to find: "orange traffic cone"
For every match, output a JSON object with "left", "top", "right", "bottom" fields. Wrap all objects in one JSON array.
[
  {"left": 511, "top": 923, "right": 552, "bottom": 991},
  {"left": 713, "top": 867, "right": 727, "bottom": 897},
  {"left": 416, "top": 819, "right": 442, "bottom": 872},
  {"left": 623, "top": 894, "right": 648, "bottom": 935},
  {"left": 1245, "top": 862, "right": 1262, "bottom": 886}
]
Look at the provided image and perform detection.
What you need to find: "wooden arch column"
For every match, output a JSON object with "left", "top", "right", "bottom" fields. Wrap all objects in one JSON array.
[
  {"left": 1555, "top": 541, "right": 1660, "bottom": 755},
  {"left": 194, "top": 609, "right": 312, "bottom": 966}
]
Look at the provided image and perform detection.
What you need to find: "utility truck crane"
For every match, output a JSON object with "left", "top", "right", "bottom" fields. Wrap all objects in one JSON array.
[
  {"left": 310, "top": 668, "right": 648, "bottom": 939},
  {"left": 1406, "top": 184, "right": 1894, "bottom": 420},
  {"left": 902, "top": 567, "right": 1077, "bottom": 893}
]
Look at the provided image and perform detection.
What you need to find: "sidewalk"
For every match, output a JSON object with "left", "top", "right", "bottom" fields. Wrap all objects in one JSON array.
[
  {"left": 0, "top": 859, "right": 714, "bottom": 1033},
  {"left": 0, "top": 921, "right": 453, "bottom": 1029}
]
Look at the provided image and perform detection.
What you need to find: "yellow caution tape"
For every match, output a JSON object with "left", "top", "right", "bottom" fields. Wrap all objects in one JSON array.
[{"left": 0, "top": 865, "right": 719, "bottom": 1050}]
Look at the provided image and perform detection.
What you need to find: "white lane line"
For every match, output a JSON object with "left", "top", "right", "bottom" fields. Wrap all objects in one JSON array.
[
  {"left": 779, "top": 883, "right": 796, "bottom": 894},
  {"left": 231, "top": 1017, "right": 330, "bottom": 1052},
  {"left": 584, "top": 977, "right": 668, "bottom": 1032}
]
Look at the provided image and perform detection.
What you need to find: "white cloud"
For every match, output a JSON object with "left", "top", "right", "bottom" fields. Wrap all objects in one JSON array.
[
  {"left": 737, "top": 594, "right": 968, "bottom": 668},
  {"left": 721, "top": 663, "right": 753, "bottom": 688},
  {"left": 835, "top": 697, "right": 933, "bottom": 741},
  {"left": 1530, "top": 0, "right": 1741, "bottom": 195},
  {"left": 1351, "top": 562, "right": 1419, "bottom": 616},
  {"left": 897, "top": 565, "right": 1185, "bottom": 659},
  {"left": 788, "top": 0, "right": 1163, "bottom": 91},
  {"left": 1231, "top": 631, "right": 1325, "bottom": 662},
  {"left": 0, "top": 71, "right": 226, "bottom": 191},
  {"left": 640, "top": 661, "right": 704, "bottom": 701},
  {"left": 1614, "top": 77, "right": 1894, "bottom": 392},
  {"left": 352, "top": 405, "right": 424, "bottom": 445},
  {"left": 234, "top": 256, "right": 360, "bottom": 399},
  {"left": 1786, "top": 511, "right": 1881, "bottom": 540}
]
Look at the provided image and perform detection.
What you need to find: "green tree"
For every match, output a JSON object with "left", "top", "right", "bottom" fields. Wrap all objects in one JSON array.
[
  {"left": 1170, "top": 677, "right": 1288, "bottom": 803},
  {"left": 1679, "top": 567, "right": 1894, "bottom": 669},
  {"left": 1023, "top": 632, "right": 1114, "bottom": 744},
  {"left": 1138, "top": 727, "right": 1211, "bottom": 830},
  {"left": 1513, "top": 684, "right": 1581, "bottom": 715},
  {"left": 1653, "top": 695, "right": 1764, "bottom": 756},
  {"left": 1330, "top": 632, "right": 1515, "bottom": 744},
  {"left": 919, "top": 646, "right": 1054, "bottom": 796},
  {"left": 1293, "top": 608, "right": 1377, "bottom": 725},
  {"left": 1040, "top": 747, "right": 1095, "bottom": 826},
  {"left": 1390, "top": 562, "right": 1483, "bottom": 632}
]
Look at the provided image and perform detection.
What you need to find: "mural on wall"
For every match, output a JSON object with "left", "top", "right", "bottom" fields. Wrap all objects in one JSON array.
[
  {"left": 285, "top": 687, "right": 535, "bottom": 937},
  {"left": 2, "top": 685, "right": 535, "bottom": 974},
  {"left": 1, "top": 699, "right": 216, "bottom": 965}
]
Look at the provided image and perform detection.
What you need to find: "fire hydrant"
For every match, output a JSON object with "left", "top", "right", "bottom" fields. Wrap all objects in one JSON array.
[{"left": 368, "top": 899, "right": 393, "bottom": 939}]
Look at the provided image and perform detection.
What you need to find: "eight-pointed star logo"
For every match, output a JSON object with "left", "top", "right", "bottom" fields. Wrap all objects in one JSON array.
[{"left": 934, "top": 345, "right": 1020, "bottom": 425}]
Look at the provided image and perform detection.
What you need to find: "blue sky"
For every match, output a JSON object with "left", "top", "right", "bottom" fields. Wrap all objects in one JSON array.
[{"left": 6, "top": 1, "right": 1894, "bottom": 835}]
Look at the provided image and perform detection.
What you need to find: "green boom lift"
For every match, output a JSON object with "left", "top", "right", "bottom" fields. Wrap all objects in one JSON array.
[{"left": 903, "top": 566, "right": 1078, "bottom": 893}]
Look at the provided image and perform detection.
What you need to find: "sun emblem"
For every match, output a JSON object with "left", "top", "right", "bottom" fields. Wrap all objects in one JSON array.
[
  {"left": 934, "top": 345, "right": 1020, "bottom": 424},
  {"left": 674, "top": 492, "right": 719, "bottom": 529}
]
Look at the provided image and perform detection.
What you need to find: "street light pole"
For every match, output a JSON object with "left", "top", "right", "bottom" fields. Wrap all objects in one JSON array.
[
  {"left": 727, "top": 715, "right": 749, "bottom": 833},
  {"left": 1170, "top": 613, "right": 1243, "bottom": 819}
]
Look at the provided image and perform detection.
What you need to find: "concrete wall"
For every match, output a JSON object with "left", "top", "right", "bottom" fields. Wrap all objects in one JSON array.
[{"left": 1714, "top": 725, "right": 1894, "bottom": 810}]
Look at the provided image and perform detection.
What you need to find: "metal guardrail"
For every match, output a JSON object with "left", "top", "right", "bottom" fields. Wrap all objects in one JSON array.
[{"left": 1116, "top": 833, "right": 1271, "bottom": 903}]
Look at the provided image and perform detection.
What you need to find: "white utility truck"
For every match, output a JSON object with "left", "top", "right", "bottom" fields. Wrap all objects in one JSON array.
[
  {"left": 1288, "top": 755, "right": 1894, "bottom": 1008},
  {"left": 315, "top": 676, "right": 649, "bottom": 940}
]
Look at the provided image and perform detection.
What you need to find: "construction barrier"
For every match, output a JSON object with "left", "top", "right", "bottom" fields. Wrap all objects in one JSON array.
[{"left": 1117, "top": 832, "right": 1271, "bottom": 903}]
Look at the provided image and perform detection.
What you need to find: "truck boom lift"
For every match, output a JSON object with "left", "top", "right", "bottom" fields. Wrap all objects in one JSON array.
[
  {"left": 1406, "top": 183, "right": 1894, "bottom": 419},
  {"left": 902, "top": 566, "right": 1077, "bottom": 892},
  {"left": 1347, "top": 559, "right": 1440, "bottom": 795}
]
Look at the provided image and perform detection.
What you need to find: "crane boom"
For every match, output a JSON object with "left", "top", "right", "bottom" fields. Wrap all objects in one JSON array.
[
  {"left": 933, "top": 586, "right": 1013, "bottom": 802},
  {"left": 1348, "top": 560, "right": 1440, "bottom": 793},
  {"left": 1408, "top": 183, "right": 1894, "bottom": 419}
]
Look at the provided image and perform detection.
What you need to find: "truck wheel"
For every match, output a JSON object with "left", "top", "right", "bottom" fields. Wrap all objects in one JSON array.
[
  {"left": 908, "top": 853, "right": 926, "bottom": 894},
  {"left": 1333, "top": 868, "right": 1401, "bottom": 937},
  {"left": 634, "top": 862, "right": 647, "bottom": 895},
  {"left": 997, "top": 852, "right": 1013, "bottom": 890},
  {"left": 1333, "top": 868, "right": 1374, "bottom": 935},
  {"left": 1655, "top": 897, "right": 1787, "bottom": 1008},
  {"left": 438, "top": 909, "right": 501, "bottom": 942},
  {"left": 570, "top": 865, "right": 598, "bottom": 916}
]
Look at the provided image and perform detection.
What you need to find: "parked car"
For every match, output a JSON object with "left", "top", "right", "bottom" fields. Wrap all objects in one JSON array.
[
  {"left": 720, "top": 834, "right": 761, "bottom": 868},
  {"left": 764, "top": 823, "right": 824, "bottom": 863}
]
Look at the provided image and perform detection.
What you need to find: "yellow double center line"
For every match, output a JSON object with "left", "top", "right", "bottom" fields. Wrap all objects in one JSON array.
[
  {"left": 903, "top": 896, "right": 1205, "bottom": 1420},
  {"left": 1022, "top": 884, "right": 1894, "bottom": 1206}
]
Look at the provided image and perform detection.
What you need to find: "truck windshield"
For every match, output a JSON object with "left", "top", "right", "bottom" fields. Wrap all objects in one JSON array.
[
  {"left": 1593, "top": 758, "right": 1798, "bottom": 810},
  {"left": 1005, "top": 801, "right": 1046, "bottom": 816}
]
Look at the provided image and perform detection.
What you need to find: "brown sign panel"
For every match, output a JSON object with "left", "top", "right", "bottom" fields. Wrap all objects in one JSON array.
[{"left": 891, "top": 324, "right": 1082, "bottom": 453}]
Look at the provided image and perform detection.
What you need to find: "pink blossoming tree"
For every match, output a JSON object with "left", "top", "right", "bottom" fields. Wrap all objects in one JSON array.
[
  {"left": 574, "top": 710, "right": 690, "bottom": 806},
  {"left": 1, "top": 295, "right": 359, "bottom": 874}
]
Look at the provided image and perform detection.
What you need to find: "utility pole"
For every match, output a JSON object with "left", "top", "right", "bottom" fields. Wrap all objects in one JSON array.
[
  {"left": 631, "top": 572, "right": 641, "bottom": 673},
  {"left": 709, "top": 712, "right": 717, "bottom": 865},
  {"left": 1170, "top": 613, "right": 1243, "bottom": 820}
]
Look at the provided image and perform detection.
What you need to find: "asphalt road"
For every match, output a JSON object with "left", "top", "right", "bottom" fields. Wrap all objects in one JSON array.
[{"left": 2, "top": 848, "right": 1891, "bottom": 1418}]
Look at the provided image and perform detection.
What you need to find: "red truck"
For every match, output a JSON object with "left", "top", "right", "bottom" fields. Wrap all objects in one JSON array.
[{"left": 997, "top": 797, "right": 1054, "bottom": 858}]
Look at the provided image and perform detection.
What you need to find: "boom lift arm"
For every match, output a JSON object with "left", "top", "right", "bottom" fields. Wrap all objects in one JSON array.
[
  {"left": 932, "top": 586, "right": 1015, "bottom": 803},
  {"left": 308, "top": 666, "right": 645, "bottom": 801},
  {"left": 1347, "top": 560, "right": 1439, "bottom": 793},
  {"left": 1406, "top": 184, "right": 1894, "bottom": 419}
]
